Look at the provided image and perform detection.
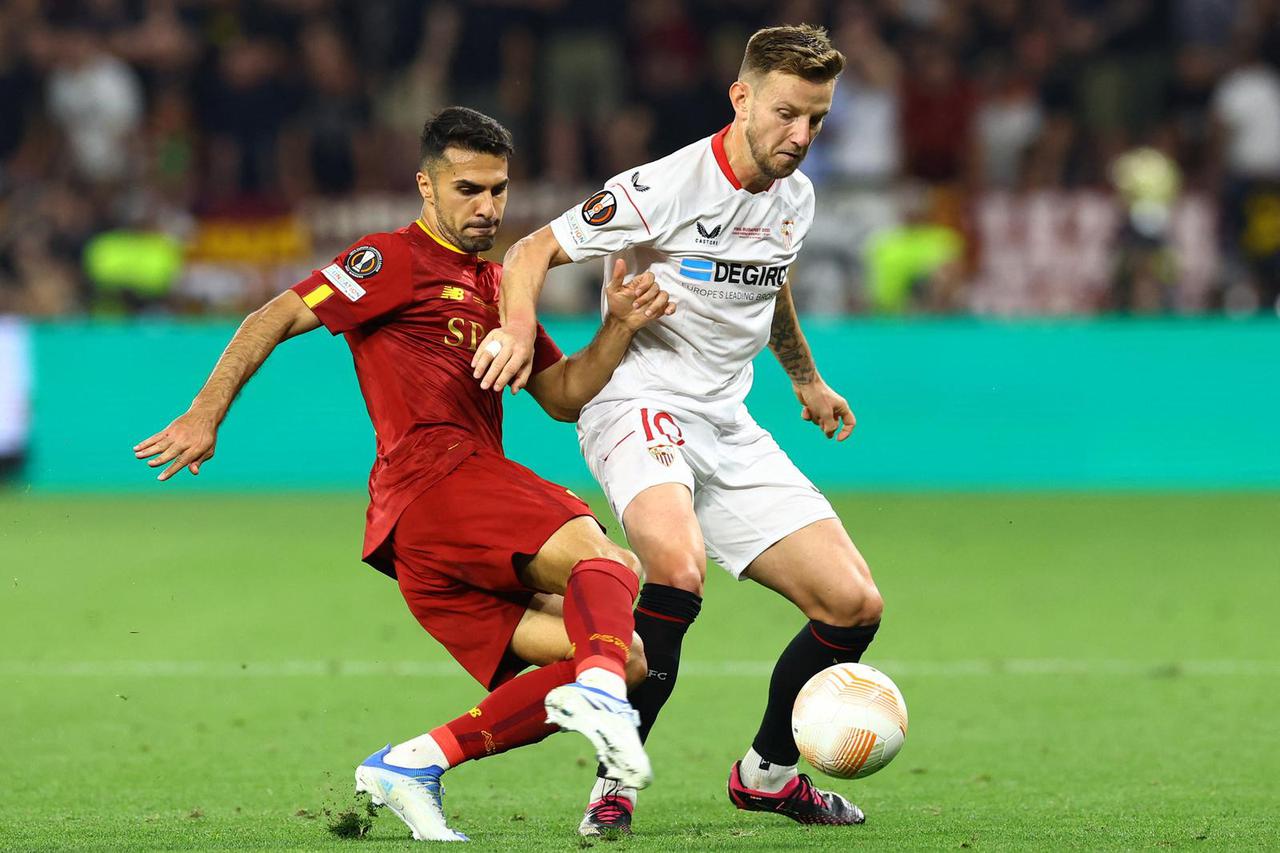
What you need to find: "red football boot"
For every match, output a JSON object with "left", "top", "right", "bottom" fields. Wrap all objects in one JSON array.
[
  {"left": 578, "top": 780, "right": 635, "bottom": 837},
  {"left": 727, "top": 761, "right": 866, "bottom": 826}
]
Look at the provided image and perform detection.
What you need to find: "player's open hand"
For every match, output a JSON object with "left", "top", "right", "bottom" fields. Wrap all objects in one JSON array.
[
  {"left": 605, "top": 259, "right": 675, "bottom": 331},
  {"left": 472, "top": 325, "right": 536, "bottom": 394},
  {"left": 133, "top": 408, "right": 219, "bottom": 480},
  {"left": 793, "top": 379, "right": 856, "bottom": 441}
]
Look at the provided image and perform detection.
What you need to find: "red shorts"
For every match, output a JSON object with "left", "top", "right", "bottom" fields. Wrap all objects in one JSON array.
[{"left": 389, "top": 448, "right": 596, "bottom": 690}]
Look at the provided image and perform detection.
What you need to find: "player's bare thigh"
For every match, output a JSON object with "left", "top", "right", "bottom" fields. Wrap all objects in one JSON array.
[
  {"left": 508, "top": 593, "right": 648, "bottom": 687},
  {"left": 620, "top": 482, "right": 707, "bottom": 595},
  {"left": 743, "top": 518, "right": 884, "bottom": 628}
]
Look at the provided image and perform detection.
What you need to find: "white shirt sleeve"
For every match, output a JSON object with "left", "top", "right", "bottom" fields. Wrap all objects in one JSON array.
[{"left": 549, "top": 177, "right": 667, "bottom": 262}]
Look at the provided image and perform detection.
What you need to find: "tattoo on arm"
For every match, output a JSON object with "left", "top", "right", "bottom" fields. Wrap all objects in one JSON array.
[{"left": 768, "top": 287, "right": 817, "bottom": 384}]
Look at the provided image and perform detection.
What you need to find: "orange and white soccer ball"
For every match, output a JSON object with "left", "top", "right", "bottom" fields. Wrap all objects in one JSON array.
[{"left": 792, "top": 663, "right": 908, "bottom": 779}]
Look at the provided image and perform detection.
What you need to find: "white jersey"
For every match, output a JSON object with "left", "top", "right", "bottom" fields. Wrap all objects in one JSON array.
[{"left": 550, "top": 126, "right": 815, "bottom": 424}]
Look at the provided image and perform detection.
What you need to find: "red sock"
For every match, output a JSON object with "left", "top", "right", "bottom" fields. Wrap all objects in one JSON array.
[
  {"left": 434, "top": 660, "right": 576, "bottom": 765},
  {"left": 563, "top": 558, "right": 640, "bottom": 680}
]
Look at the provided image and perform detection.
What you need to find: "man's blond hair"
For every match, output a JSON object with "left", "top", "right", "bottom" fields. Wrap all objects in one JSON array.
[{"left": 739, "top": 24, "right": 845, "bottom": 83}]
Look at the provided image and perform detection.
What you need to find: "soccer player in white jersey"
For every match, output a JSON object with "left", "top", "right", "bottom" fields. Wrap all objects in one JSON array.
[{"left": 474, "top": 25, "right": 883, "bottom": 834}]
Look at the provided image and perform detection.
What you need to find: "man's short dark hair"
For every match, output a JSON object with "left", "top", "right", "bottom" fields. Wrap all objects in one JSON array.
[{"left": 419, "top": 107, "right": 514, "bottom": 168}]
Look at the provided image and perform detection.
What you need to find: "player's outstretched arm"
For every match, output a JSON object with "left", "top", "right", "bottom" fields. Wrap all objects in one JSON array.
[
  {"left": 473, "top": 225, "right": 573, "bottom": 394},
  {"left": 770, "top": 282, "right": 856, "bottom": 441},
  {"left": 132, "top": 291, "right": 322, "bottom": 480},
  {"left": 526, "top": 259, "right": 674, "bottom": 422}
]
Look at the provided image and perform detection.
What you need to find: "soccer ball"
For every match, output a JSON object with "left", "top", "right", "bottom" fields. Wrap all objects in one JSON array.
[{"left": 792, "top": 662, "right": 908, "bottom": 779}]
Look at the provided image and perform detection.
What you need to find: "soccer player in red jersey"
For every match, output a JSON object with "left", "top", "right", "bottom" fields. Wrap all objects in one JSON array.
[{"left": 133, "top": 107, "right": 675, "bottom": 841}]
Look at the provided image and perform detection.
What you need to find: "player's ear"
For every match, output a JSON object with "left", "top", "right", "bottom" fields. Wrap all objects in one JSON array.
[
  {"left": 729, "top": 79, "right": 751, "bottom": 119},
  {"left": 416, "top": 169, "right": 433, "bottom": 204}
]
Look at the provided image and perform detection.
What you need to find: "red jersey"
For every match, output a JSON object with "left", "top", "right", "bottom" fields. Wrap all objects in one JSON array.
[{"left": 290, "top": 220, "right": 564, "bottom": 575}]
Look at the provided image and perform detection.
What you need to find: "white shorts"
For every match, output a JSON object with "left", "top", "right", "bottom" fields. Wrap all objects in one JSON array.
[{"left": 577, "top": 400, "right": 837, "bottom": 578}]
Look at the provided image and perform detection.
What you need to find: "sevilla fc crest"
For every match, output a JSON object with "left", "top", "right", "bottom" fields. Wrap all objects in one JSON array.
[{"left": 648, "top": 445, "right": 678, "bottom": 467}]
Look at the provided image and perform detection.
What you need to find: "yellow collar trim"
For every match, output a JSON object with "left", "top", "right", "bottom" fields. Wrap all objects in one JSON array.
[{"left": 416, "top": 218, "right": 466, "bottom": 254}]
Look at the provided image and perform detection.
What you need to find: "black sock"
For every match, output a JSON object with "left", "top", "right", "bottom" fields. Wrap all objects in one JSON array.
[
  {"left": 751, "top": 620, "right": 880, "bottom": 767},
  {"left": 596, "top": 583, "right": 701, "bottom": 779}
]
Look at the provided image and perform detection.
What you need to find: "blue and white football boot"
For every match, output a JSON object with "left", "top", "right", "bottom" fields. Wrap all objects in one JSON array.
[
  {"left": 354, "top": 745, "right": 469, "bottom": 842},
  {"left": 544, "top": 683, "right": 653, "bottom": 789}
]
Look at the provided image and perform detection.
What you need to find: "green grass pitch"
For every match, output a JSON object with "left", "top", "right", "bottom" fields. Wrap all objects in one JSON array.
[{"left": 2, "top": 491, "right": 1277, "bottom": 850}]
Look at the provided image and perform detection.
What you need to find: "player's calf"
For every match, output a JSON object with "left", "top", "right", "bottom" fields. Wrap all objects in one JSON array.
[
  {"left": 741, "top": 564, "right": 883, "bottom": 790},
  {"left": 577, "top": 581, "right": 701, "bottom": 833},
  {"left": 521, "top": 518, "right": 642, "bottom": 697},
  {"left": 562, "top": 557, "right": 640, "bottom": 697},
  {"left": 624, "top": 633, "right": 647, "bottom": 689},
  {"left": 739, "top": 619, "right": 881, "bottom": 793}
]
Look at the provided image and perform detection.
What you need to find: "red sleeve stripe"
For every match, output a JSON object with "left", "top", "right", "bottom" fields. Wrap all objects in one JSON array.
[{"left": 609, "top": 181, "right": 651, "bottom": 235}]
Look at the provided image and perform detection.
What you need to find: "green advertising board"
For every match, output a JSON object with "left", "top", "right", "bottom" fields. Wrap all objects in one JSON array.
[{"left": 23, "top": 318, "right": 1280, "bottom": 492}]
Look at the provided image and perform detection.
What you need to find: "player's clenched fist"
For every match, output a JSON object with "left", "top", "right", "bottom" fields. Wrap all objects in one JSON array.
[
  {"left": 604, "top": 259, "right": 675, "bottom": 331},
  {"left": 133, "top": 408, "right": 219, "bottom": 480},
  {"left": 472, "top": 326, "right": 534, "bottom": 393},
  {"left": 475, "top": 260, "right": 673, "bottom": 393}
]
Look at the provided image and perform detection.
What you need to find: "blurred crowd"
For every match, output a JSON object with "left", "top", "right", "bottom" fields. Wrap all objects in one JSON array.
[{"left": 3, "top": 0, "right": 1280, "bottom": 317}]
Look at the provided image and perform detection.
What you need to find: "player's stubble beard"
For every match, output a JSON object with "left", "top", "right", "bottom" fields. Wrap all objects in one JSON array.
[
  {"left": 444, "top": 220, "right": 499, "bottom": 254},
  {"left": 427, "top": 181, "right": 500, "bottom": 254},
  {"left": 745, "top": 115, "right": 808, "bottom": 181}
]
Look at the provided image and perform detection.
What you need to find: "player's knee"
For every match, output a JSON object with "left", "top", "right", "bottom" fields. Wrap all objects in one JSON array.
[
  {"left": 615, "top": 548, "right": 645, "bottom": 585},
  {"left": 637, "top": 546, "right": 704, "bottom": 595},
  {"left": 645, "top": 560, "right": 706, "bottom": 594},
  {"left": 580, "top": 540, "right": 644, "bottom": 584},
  {"left": 625, "top": 633, "right": 647, "bottom": 689},
  {"left": 856, "top": 586, "right": 885, "bottom": 626},
  {"left": 806, "top": 576, "right": 883, "bottom": 628}
]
